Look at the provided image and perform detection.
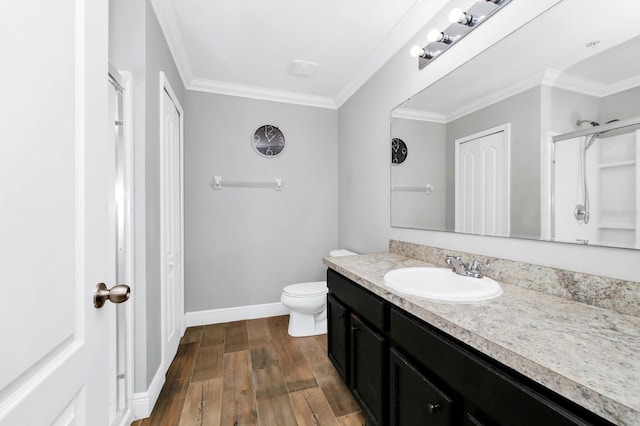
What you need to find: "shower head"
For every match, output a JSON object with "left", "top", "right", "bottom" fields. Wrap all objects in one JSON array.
[
  {"left": 576, "top": 119, "right": 599, "bottom": 127},
  {"left": 583, "top": 118, "right": 621, "bottom": 150}
]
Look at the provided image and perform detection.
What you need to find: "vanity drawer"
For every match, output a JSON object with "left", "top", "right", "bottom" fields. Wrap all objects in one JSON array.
[
  {"left": 327, "top": 268, "right": 387, "bottom": 330},
  {"left": 389, "top": 307, "right": 612, "bottom": 426}
]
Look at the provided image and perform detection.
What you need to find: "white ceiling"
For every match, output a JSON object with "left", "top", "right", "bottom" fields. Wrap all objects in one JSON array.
[{"left": 151, "top": 0, "right": 450, "bottom": 109}]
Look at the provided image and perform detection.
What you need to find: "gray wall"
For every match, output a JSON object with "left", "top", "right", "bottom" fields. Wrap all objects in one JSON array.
[
  {"left": 391, "top": 118, "right": 447, "bottom": 229},
  {"left": 446, "top": 87, "right": 541, "bottom": 238},
  {"left": 184, "top": 92, "right": 338, "bottom": 312},
  {"left": 600, "top": 86, "right": 640, "bottom": 122},
  {"left": 337, "top": 0, "right": 639, "bottom": 283},
  {"left": 545, "top": 86, "right": 600, "bottom": 135},
  {"left": 109, "top": 0, "right": 185, "bottom": 392}
]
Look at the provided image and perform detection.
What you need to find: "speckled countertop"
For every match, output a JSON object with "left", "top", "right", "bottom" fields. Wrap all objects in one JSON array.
[{"left": 323, "top": 252, "right": 640, "bottom": 426}]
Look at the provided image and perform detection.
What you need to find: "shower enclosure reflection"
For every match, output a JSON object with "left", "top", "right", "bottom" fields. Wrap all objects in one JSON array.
[{"left": 552, "top": 118, "right": 640, "bottom": 248}]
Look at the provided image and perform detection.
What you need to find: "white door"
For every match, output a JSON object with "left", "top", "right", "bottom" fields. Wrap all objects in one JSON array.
[
  {"left": 160, "top": 74, "right": 185, "bottom": 369},
  {"left": 0, "top": 1, "right": 113, "bottom": 425},
  {"left": 455, "top": 124, "right": 510, "bottom": 236}
]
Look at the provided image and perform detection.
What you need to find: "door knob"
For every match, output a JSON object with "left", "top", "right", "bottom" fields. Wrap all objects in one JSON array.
[{"left": 94, "top": 283, "right": 130, "bottom": 308}]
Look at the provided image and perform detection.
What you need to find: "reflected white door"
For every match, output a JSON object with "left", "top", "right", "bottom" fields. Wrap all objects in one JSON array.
[
  {"left": 0, "top": 1, "right": 111, "bottom": 425},
  {"left": 455, "top": 124, "right": 510, "bottom": 236},
  {"left": 108, "top": 69, "right": 133, "bottom": 426},
  {"left": 160, "top": 74, "right": 184, "bottom": 370}
]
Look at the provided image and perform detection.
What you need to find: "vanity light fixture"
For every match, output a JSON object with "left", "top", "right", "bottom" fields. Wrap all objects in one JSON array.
[{"left": 411, "top": 0, "right": 512, "bottom": 70}]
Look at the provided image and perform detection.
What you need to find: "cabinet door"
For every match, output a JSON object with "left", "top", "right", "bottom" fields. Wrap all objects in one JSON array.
[
  {"left": 351, "top": 314, "right": 386, "bottom": 426},
  {"left": 390, "top": 348, "right": 455, "bottom": 426},
  {"left": 327, "top": 294, "right": 349, "bottom": 382}
]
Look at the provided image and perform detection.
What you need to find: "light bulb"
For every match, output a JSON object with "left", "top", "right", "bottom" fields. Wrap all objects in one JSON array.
[
  {"left": 427, "top": 29, "right": 452, "bottom": 44},
  {"left": 409, "top": 45, "right": 424, "bottom": 58},
  {"left": 449, "top": 8, "right": 465, "bottom": 23},
  {"left": 450, "top": 8, "right": 476, "bottom": 26},
  {"left": 427, "top": 29, "right": 442, "bottom": 42}
]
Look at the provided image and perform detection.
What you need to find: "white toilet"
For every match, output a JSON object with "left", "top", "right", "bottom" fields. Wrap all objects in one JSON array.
[{"left": 281, "top": 249, "right": 357, "bottom": 337}]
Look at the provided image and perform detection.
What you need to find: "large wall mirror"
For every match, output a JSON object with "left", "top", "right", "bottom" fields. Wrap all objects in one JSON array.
[{"left": 391, "top": 0, "right": 640, "bottom": 249}]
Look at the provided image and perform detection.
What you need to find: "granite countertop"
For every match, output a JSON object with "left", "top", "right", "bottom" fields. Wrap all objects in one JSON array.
[{"left": 323, "top": 252, "right": 640, "bottom": 426}]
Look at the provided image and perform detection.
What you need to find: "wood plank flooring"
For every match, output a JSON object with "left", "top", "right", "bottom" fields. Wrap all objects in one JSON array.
[{"left": 132, "top": 315, "right": 365, "bottom": 426}]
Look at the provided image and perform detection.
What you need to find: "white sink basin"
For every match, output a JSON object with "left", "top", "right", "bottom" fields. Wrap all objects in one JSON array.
[{"left": 384, "top": 267, "right": 502, "bottom": 302}]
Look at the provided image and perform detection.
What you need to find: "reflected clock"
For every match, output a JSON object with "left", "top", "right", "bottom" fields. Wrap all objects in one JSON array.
[{"left": 392, "top": 138, "right": 407, "bottom": 164}]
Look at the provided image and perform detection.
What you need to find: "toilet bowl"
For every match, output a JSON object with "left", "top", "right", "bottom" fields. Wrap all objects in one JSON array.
[{"left": 281, "top": 249, "right": 357, "bottom": 337}]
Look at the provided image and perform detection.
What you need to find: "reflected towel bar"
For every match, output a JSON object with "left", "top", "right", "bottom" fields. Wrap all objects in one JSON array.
[{"left": 391, "top": 184, "right": 433, "bottom": 194}]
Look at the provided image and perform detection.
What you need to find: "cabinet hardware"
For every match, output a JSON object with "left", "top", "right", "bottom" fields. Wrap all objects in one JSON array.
[
  {"left": 337, "top": 313, "right": 344, "bottom": 319},
  {"left": 351, "top": 325, "right": 359, "bottom": 332},
  {"left": 427, "top": 403, "right": 440, "bottom": 414}
]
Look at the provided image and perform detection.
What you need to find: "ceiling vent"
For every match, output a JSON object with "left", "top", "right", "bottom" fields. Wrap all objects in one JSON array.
[{"left": 287, "top": 59, "right": 319, "bottom": 77}]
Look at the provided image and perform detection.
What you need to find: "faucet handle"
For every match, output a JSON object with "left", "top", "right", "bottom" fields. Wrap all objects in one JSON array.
[
  {"left": 445, "top": 255, "right": 461, "bottom": 265},
  {"left": 468, "top": 260, "right": 491, "bottom": 277}
]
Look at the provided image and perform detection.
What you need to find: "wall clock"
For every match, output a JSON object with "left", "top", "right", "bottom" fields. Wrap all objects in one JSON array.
[
  {"left": 391, "top": 138, "right": 408, "bottom": 164},
  {"left": 253, "top": 125, "right": 286, "bottom": 157}
]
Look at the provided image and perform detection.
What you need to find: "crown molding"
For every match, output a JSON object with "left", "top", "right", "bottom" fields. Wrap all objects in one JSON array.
[
  {"left": 334, "top": 0, "right": 451, "bottom": 108},
  {"left": 445, "top": 72, "right": 542, "bottom": 122},
  {"left": 542, "top": 68, "right": 608, "bottom": 97},
  {"left": 150, "top": 0, "right": 193, "bottom": 87},
  {"left": 188, "top": 78, "right": 338, "bottom": 109},
  {"left": 605, "top": 74, "right": 640, "bottom": 97},
  {"left": 392, "top": 107, "right": 447, "bottom": 123},
  {"left": 543, "top": 68, "right": 640, "bottom": 98},
  {"left": 425, "top": 68, "right": 640, "bottom": 124}
]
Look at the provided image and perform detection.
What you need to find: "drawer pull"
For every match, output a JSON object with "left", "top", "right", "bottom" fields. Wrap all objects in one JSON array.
[
  {"left": 351, "top": 325, "right": 360, "bottom": 332},
  {"left": 427, "top": 403, "right": 440, "bottom": 414},
  {"left": 337, "top": 313, "right": 344, "bottom": 319}
]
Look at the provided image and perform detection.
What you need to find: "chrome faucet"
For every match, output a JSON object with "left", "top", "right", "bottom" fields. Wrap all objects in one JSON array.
[
  {"left": 445, "top": 256, "right": 468, "bottom": 275},
  {"left": 445, "top": 256, "right": 489, "bottom": 278}
]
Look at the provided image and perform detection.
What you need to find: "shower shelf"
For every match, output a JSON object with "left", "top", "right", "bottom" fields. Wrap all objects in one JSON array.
[
  {"left": 597, "top": 160, "right": 635, "bottom": 169},
  {"left": 598, "top": 223, "right": 635, "bottom": 230}
]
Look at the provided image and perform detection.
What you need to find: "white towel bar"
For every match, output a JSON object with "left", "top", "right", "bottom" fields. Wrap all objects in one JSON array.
[{"left": 211, "top": 176, "right": 283, "bottom": 191}]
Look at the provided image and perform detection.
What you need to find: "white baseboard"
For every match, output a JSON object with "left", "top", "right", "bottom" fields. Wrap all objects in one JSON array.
[
  {"left": 132, "top": 364, "right": 165, "bottom": 420},
  {"left": 185, "top": 301, "right": 290, "bottom": 327}
]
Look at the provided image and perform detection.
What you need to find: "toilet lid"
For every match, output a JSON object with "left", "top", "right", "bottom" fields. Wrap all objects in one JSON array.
[{"left": 282, "top": 281, "right": 328, "bottom": 297}]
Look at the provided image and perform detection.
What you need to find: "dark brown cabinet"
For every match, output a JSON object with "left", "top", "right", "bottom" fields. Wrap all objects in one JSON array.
[
  {"left": 327, "top": 268, "right": 614, "bottom": 426},
  {"left": 327, "top": 269, "right": 387, "bottom": 425},
  {"left": 390, "top": 347, "right": 454, "bottom": 426},
  {"left": 327, "top": 294, "right": 348, "bottom": 382},
  {"left": 350, "top": 314, "right": 386, "bottom": 425}
]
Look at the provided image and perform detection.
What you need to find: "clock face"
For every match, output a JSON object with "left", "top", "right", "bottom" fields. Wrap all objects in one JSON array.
[
  {"left": 391, "top": 138, "right": 408, "bottom": 164},
  {"left": 253, "top": 125, "right": 286, "bottom": 157}
]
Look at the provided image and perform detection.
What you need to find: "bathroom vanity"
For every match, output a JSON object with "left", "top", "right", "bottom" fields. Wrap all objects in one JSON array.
[{"left": 324, "top": 250, "right": 639, "bottom": 425}]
